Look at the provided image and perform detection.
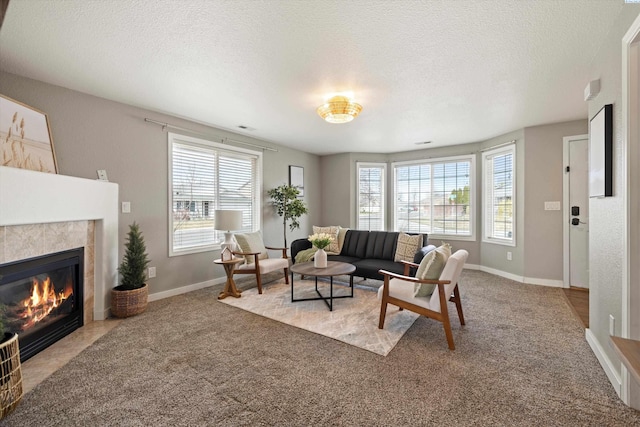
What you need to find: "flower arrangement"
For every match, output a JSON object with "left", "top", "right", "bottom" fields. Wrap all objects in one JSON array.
[{"left": 308, "top": 233, "right": 333, "bottom": 250}]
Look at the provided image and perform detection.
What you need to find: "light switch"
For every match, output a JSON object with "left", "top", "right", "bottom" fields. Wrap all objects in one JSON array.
[
  {"left": 544, "top": 201, "right": 561, "bottom": 211},
  {"left": 122, "top": 201, "right": 131, "bottom": 213}
]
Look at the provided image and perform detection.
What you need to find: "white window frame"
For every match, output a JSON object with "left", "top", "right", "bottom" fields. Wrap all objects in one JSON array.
[
  {"left": 482, "top": 144, "right": 516, "bottom": 246},
  {"left": 392, "top": 154, "right": 476, "bottom": 241},
  {"left": 356, "top": 162, "right": 387, "bottom": 231},
  {"left": 168, "top": 132, "right": 262, "bottom": 256}
]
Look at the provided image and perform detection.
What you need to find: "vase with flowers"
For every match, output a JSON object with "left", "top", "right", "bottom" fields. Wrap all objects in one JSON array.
[{"left": 308, "top": 232, "right": 333, "bottom": 268}]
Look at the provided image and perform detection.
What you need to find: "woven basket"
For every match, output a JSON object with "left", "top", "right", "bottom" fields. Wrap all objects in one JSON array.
[
  {"left": 111, "top": 283, "right": 148, "bottom": 318},
  {"left": 0, "top": 333, "right": 23, "bottom": 419}
]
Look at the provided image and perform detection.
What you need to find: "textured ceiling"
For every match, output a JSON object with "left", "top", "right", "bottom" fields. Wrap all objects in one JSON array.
[{"left": 0, "top": 0, "right": 624, "bottom": 155}]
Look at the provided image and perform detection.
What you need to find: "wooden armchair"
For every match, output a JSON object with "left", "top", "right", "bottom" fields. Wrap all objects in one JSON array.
[
  {"left": 232, "top": 245, "right": 290, "bottom": 294},
  {"left": 378, "top": 249, "right": 469, "bottom": 350}
]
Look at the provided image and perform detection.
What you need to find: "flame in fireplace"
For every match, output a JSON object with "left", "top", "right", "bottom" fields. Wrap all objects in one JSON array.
[{"left": 20, "top": 275, "right": 73, "bottom": 329}]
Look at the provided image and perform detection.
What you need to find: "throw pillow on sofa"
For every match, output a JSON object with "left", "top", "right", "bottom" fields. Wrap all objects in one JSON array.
[
  {"left": 312, "top": 225, "right": 340, "bottom": 254},
  {"left": 394, "top": 233, "right": 423, "bottom": 262},
  {"left": 234, "top": 231, "right": 269, "bottom": 264},
  {"left": 414, "top": 242, "right": 452, "bottom": 297}
]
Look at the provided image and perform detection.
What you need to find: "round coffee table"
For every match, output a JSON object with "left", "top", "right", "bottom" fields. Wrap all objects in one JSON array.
[{"left": 289, "top": 261, "right": 356, "bottom": 311}]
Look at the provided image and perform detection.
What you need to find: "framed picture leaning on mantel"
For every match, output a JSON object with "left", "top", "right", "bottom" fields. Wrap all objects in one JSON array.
[
  {"left": 289, "top": 165, "right": 304, "bottom": 197},
  {"left": 589, "top": 103, "right": 612, "bottom": 198},
  {"left": 0, "top": 94, "right": 58, "bottom": 174}
]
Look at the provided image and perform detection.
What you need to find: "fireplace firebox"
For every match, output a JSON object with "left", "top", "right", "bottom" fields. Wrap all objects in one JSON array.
[{"left": 0, "top": 248, "right": 84, "bottom": 362}]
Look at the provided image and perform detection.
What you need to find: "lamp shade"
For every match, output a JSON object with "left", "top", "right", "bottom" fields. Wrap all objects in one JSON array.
[{"left": 214, "top": 210, "right": 243, "bottom": 231}]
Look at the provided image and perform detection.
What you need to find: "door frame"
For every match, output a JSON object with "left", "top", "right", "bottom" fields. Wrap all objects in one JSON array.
[
  {"left": 623, "top": 12, "right": 640, "bottom": 407},
  {"left": 563, "top": 134, "right": 589, "bottom": 288}
]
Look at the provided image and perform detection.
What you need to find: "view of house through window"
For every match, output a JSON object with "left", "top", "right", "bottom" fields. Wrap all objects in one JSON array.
[
  {"left": 482, "top": 145, "right": 515, "bottom": 245},
  {"left": 393, "top": 155, "right": 474, "bottom": 237},
  {"left": 168, "top": 133, "right": 261, "bottom": 255},
  {"left": 357, "top": 162, "right": 386, "bottom": 231}
]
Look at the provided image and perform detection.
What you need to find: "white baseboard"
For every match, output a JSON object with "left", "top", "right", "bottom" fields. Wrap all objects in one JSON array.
[
  {"left": 464, "top": 264, "right": 563, "bottom": 287},
  {"left": 148, "top": 277, "right": 227, "bottom": 302},
  {"left": 586, "top": 328, "right": 621, "bottom": 397},
  {"left": 93, "top": 308, "right": 110, "bottom": 321}
]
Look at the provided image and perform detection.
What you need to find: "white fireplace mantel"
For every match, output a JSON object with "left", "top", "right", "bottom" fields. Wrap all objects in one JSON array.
[{"left": 0, "top": 166, "right": 119, "bottom": 320}]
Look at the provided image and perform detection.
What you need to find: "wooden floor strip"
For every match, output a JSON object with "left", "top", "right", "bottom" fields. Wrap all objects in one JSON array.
[{"left": 561, "top": 287, "right": 589, "bottom": 328}]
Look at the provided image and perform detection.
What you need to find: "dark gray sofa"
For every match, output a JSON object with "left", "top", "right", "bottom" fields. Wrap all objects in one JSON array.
[{"left": 291, "top": 230, "right": 435, "bottom": 281}]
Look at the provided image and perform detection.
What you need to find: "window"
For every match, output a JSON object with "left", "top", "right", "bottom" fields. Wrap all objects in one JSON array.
[
  {"left": 168, "top": 133, "right": 262, "bottom": 256},
  {"left": 482, "top": 144, "right": 515, "bottom": 245},
  {"left": 357, "top": 162, "right": 386, "bottom": 231},
  {"left": 393, "top": 155, "right": 474, "bottom": 238}
]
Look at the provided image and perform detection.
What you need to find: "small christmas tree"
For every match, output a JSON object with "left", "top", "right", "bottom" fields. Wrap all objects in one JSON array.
[{"left": 118, "top": 222, "right": 151, "bottom": 290}]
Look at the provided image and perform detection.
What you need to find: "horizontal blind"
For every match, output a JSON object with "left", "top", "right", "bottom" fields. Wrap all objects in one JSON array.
[
  {"left": 394, "top": 157, "right": 472, "bottom": 236},
  {"left": 169, "top": 135, "right": 261, "bottom": 255},
  {"left": 357, "top": 163, "right": 385, "bottom": 231}
]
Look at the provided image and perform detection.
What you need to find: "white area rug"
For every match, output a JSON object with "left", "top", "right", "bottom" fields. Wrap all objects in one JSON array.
[{"left": 219, "top": 278, "right": 419, "bottom": 356}]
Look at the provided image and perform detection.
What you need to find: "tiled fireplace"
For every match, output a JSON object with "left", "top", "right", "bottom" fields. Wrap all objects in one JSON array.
[{"left": 0, "top": 166, "right": 119, "bottom": 326}]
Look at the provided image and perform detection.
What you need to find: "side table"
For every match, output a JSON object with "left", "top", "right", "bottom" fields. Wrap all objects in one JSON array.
[{"left": 214, "top": 257, "right": 244, "bottom": 299}]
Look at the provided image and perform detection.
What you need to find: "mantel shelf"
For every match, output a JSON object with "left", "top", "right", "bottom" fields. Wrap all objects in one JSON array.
[{"left": 610, "top": 336, "right": 640, "bottom": 385}]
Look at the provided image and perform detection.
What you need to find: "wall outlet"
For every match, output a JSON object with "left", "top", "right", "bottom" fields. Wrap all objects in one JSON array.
[
  {"left": 507, "top": 251, "right": 512, "bottom": 261},
  {"left": 121, "top": 201, "right": 131, "bottom": 213},
  {"left": 609, "top": 314, "right": 615, "bottom": 336},
  {"left": 148, "top": 266, "right": 156, "bottom": 279}
]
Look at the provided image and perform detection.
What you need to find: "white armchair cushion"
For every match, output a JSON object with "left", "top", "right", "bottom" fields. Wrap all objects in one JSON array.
[
  {"left": 236, "top": 257, "right": 289, "bottom": 274},
  {"left": 378, "top": 278, "right": 432, "bottom": 309},
  {"left": 234, "top": 231, "right": 269, "bottom": 264}
]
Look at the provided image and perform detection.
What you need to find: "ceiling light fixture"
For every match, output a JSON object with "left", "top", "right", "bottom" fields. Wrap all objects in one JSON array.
[{"left": 316, "top": 95, "right": 363, "bottom": 124}]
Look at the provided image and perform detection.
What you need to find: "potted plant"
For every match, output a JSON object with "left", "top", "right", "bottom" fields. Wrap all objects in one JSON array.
[
  {"left": 0, "top": 304, "right": 22, "bottom": 419},
  {"left": 111, "top": 222, "right": 151, "bottom": 318},
  {"left": 267, "top": 184, "right": 309, "bottom": 248}
]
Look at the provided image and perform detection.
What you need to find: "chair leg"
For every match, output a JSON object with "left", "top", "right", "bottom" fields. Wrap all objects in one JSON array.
[
  {"left": 453, "top": 285, "right": 465, "bottom": 325},
  {"left": 378, "top": 300, "right": 388, "bottom": 329},
  {"left": 284, "top": 268, "right": 289, "bottom": 284},
  {"left": 442, "top": 315, "right": 455, "bottom": 350},
  {"left": 256, "top": 272, "right": 263, "bottom": 294}
]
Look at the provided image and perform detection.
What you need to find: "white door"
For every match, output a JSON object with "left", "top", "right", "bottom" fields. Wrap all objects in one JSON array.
[{"left": 568, "top": 137, "right": 589, "bottom": 288}]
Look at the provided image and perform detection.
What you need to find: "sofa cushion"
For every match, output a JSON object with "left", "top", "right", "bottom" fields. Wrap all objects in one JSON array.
[
  {"left": 313, "top": 225, "right": 340, "bottom": 254},
  {"left": 354, "top": 258, "right": 405, "bottom": 281},
  {"left": 326, "top": 255, "right": 362, "bottom": 265},
  {"left": 394, "top": 233, "right": 423, "bottom": 262},
  {"left": 340, "top": 230, "right": 369, "bottom": 258},
  {"left": 364, "top": 231, "right": 398, "bottom": 261},
  {"left": 234, "top": 231, "right": 269, "bottom": 264}
]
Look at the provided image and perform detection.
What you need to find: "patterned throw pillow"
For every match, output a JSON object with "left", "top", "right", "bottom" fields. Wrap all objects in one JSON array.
[
  {"left": 413, "top": 242, "right": 452, "bottom": 297},
  {"left": 394, "top": 233, "right": 423, "bottom": 262},
  {"left": 234, "top": 231, "right": 269, "bottom": 264},
  {"left": 312, "top": 225, "right": 340, "bottom": 254}
]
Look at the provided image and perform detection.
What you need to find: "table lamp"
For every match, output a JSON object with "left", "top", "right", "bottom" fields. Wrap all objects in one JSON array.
[{"left": 215, "top": 209, "right": 243, "bottom": 252}]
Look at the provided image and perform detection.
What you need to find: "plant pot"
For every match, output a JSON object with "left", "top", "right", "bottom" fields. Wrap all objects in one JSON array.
[
  {"left": 111, "top": 283, "right": 148, "bottom": 318},
  {"left": 0, "top": 332, "right": 23, "bottom": 419}
]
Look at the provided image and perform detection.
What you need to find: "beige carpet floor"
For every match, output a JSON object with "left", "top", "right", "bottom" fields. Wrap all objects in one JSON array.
[
  {"left": 219, "top": 278, "right": 418, "bottom": 356},
  {"left": 3, "top": 270, "right": 640, "bottom": 425}
]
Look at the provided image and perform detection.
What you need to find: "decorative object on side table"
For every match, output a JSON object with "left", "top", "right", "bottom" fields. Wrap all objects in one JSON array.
[
  {"left": 111, "top": 222, "right": 151, "bottom": 318},
  {"left": 267, "top": 184, "right": 308, "bottom": 249},
  {"left": 220, "top": 246, "right": 233, "bottom": 261},
  {"left": 214, "top": 209, "right": 243, "bottom": 251},
  {"left": 308, "top": 233, "right": 333, "bottom": 268},
  {"left": 0, "top": 306, "right": 23, "bottom": 419}
]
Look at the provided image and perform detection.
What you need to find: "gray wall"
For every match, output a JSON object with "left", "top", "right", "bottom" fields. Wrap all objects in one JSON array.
[
  {"left": 587, "top": 5, "right": 640, "bottom": 379},
  {"left": 0, "top": 71, "right": 321, "bottom": 297},
  {"left": 523, "top": 120, "right": 588, "bottom": 281}
]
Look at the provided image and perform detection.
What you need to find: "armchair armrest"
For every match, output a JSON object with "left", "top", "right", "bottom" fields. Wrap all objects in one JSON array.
[
  {"left": 399, "top": 260, "right": 419, "bottom": 276},
  {"left": 378, "top": 269, "right": 451, "bottom": 286},
  {"left": 265, "top": 246, "right": 288, "bottom": 258}
]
